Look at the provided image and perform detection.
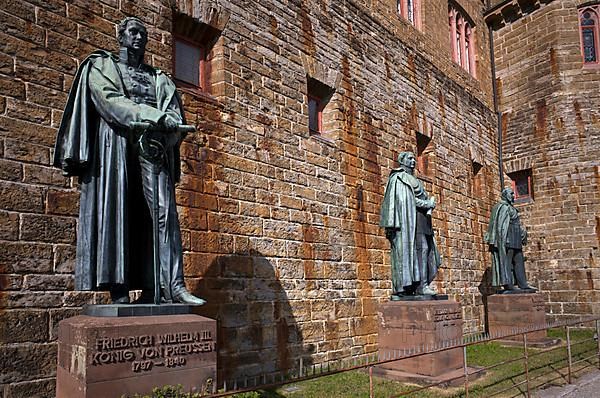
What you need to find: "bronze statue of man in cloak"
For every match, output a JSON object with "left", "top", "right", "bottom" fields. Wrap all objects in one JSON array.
[
  {"left": 53, "top": 17, "right": 205, "bottom": 305},
  {"left": 380, "top": 151, "right": 441, "bottom": 299},
  {"left": 485, "top": 187, "right": 537, "bottom": 293}
]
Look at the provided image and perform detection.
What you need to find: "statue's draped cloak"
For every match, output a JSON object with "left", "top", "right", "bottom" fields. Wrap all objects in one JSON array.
[
  {"left": 484, "top": 200, "right": 515, "bottom": 286},
  {"left": 380, "top": 169, "right": 441, "bottom": 291},
  {"left": 53, "top": 51, "right": 185, "bottom": 290}
]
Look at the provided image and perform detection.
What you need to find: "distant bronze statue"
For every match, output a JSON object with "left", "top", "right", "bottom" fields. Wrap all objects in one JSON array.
[
  {"left": 54, "top": 17, "right": 205, "bottom": 305},
  {"left": 485, "top": 187, "right": 536, "bottom": 294},
  {"left": 380, "top": 152, "right": 441, "bottom": 299}
]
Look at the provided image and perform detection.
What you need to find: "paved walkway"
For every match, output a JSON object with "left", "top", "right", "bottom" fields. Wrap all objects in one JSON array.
[{"left": 533, "top": 369, "right": 600, "bottom": 397}]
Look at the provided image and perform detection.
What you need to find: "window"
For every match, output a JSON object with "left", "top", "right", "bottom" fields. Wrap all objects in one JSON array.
[
  {"left": 172, "top": 12, "right": 222, "bottom": 93},
  {"left": 508, "top": 169, "right": 533, "bottom": 202},
  {"left": 308, "top": 95, "right": 323, "bottom": 134},
  {"left": 397, "top": 0, "right": 421, "bottom": 30},
  {"left": 449, "top": 4, "right": 476, "bottom": 77},
  {"left": 307, "top": 77, "right": 334, "bottom": 136},
  {"left": 579, "top": 7, "right": 600, "bottom": 64},
  {"left": 174, "top": 37, "right": 207, "bottom": 89}
]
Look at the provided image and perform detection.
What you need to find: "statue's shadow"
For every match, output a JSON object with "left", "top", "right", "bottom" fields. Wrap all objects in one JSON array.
[
  {"left": 478, "top": 267, "right": 495, "bottom": 332},
  {"left": 189, "top": 250, "right": 313, "bottom": 385}
]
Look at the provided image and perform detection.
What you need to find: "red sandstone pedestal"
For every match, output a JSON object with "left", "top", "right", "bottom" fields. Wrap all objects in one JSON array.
[
  {"left": 374, "top": 300, "right": 472, "bottom": 384},
  {"left": 57, "top": 315, "right": 217, "bottom": 398},
  {"left": 487, "top": 293, "right": 559, "bottom": 347}
]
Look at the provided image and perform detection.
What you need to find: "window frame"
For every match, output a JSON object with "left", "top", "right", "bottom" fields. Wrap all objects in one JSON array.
[
  {"left": 579, "top": 7, "right": 600, "bottom": 66},
  {"left": 397, "top": 0, "right": 421, "bottom": 30},
  {"left": 308, "top": 94, "right": 324, "bottom": 135},
  {"left": 172, "top": 35, "right": 209, "bottom": 92}
]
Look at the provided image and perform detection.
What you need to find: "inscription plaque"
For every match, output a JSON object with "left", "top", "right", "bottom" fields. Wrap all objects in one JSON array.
[{"left": 57, "top": 315, "right": 217, "bottom": 398}]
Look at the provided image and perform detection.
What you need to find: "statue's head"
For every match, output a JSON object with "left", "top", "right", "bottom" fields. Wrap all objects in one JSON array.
[
  {"left": 501, "top": 187, "right": 515, "bottom": 204},
  {"left": 398, "top": 151, "right": 416, "bottom": 172},
  {"left": 117, "top": 17, "right": 147, "bottom": 54}
]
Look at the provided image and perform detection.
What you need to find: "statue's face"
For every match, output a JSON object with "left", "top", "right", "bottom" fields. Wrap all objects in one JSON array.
[
  {"left": 401, "top": 153, "right": 416, "bottom": 171},
  {"left": 120, "top": 20, "right": 147, "bottom": 53},
  {"left": 504, "top": 188, "right": 515, "bottom": 203}
]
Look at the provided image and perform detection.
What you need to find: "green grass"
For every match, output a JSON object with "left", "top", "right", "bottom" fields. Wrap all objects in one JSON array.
[{"left": 230, "top": 328, "right": 598, "bottom": 398}]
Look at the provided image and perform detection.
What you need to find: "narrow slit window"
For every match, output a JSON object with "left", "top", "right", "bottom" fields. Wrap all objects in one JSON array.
[
  {"left": 308, "top": 95, "right": 323, "bottom": 134},
  {"left": 580, "top": 8, "right": 599, "bottom": 64},
  {"left": 397, "top": 0, "right": 420, "bottom": 29}
]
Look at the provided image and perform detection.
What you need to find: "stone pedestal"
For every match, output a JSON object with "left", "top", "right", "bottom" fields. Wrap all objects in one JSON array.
[
  {"left": 375, "top": 300, "right": 468, "bottom": 384},
  {"left": 57, "top": 315, "right": 217, "bottom": 398},
  {"left": 487, "top": 293, "right": 558, "bottom": 347}
]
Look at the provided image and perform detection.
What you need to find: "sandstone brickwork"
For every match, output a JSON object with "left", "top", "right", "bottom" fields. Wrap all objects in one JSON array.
[
  {"left": 489, "top": 0, "right": 600, "bottom": 322},
  {"left": 0, "top": 0, "right": 499, "bottom": 394}
]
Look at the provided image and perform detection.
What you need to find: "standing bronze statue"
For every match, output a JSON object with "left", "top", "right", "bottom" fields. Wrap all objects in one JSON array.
[
  {"left": 380, "top": 152, "right": 441, "bottom": 299},
  {"left": 54, "top": 17, "right": 205, "bottom": 305},
  {"left": 485, "top": 187, "right": 537, "bottom": 294}
]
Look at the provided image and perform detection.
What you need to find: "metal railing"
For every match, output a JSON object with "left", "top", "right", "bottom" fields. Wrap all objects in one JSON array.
[{"left": 200, "top": 315, "right": 600, "bottom": 398}]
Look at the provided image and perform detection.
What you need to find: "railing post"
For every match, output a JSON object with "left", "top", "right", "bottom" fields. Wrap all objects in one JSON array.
[
  {"left": 596, "top": 320, "right": 600, "bottom": 370},
  {"left": 566, "top": 326, "right": 573, "bottom": 384},
  {"left": 369, "top": 366, "right": 374, "bottom": 398},
  {"left": 523, "top": 333, "right": 531, "bottom": 398},
  {"left": 463, "top": 345, "right": 469, "bottom": 398}
]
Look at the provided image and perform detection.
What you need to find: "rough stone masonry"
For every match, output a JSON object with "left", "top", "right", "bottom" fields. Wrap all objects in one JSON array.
[
  {"left": 488, "top": 0, "right": 600, "bottom": 323},
  {"left": 0, "top": 0, "right": 500, "bottom": 395}
]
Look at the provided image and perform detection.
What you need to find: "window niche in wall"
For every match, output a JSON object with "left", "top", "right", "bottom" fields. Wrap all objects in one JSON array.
[
  {"left": 172, "top": 12, "right": 221, "bottom": 93},
  {"left": 508, "top": 169, "right": 533, "bottom": 203},
  {"left": 448, "top": 2, "right": 476, "bottom": 77},
  {"left": 307, "top": 77, "right": 335, "bottom": 138}
]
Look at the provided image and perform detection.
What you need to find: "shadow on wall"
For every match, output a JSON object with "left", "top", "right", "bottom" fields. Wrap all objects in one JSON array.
[
  {"left": 189, "top": 250, "right": 314, "bottom": 382},
  {"left": 478, "top": 266, "right": 495, "bottom": 333}
]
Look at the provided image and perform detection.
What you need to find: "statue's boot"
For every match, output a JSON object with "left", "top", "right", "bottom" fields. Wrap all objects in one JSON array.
[
  {"left": 518, "top": 284, "right": 538, "bottom": 292},
  {"left": 416, "top": 284, "right": 437, "bottom": 295},
  {"left": 172, "top": 288, "right": 207, "bottom": 305},
  {"left": 501, "top": 284, "right": 519, "bottom": 293}
]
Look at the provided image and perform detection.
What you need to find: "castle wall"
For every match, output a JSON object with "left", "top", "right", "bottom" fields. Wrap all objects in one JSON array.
[
  {"left": 491, "top": 0, "right": 600, "bottom": 322},
  {"left": 0, "top": 0, "right": 498, "bottom": 394}
]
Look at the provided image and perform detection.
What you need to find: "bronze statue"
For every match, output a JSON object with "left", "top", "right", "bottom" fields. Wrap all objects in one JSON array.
[
  {"left": 54, "top": 17, "right": 205, "bottom": 305},
  {"left": 380, "top": 152, "right": 441, "bottom": 299},
  {"left": 485, "top": 187, "right": 537, "bottom": 294}
]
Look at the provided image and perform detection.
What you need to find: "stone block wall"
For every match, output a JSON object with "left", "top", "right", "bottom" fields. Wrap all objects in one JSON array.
[
  {"left": 0, "top": 0, "right": 498, "bottom": 394},
  {"left": 491, "top": 0, "right": 600, "bottom": 322}
]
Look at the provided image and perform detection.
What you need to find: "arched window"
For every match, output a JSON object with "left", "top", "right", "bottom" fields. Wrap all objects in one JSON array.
[
  {"left": 397, "top": 0, "right": 421, "bottom": 30},
  {"left": 448, "top": 4, "right": 476, "bottom": 77},
  {"left": 579, "top": 7, "right": 599, "bottom": 64}
]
